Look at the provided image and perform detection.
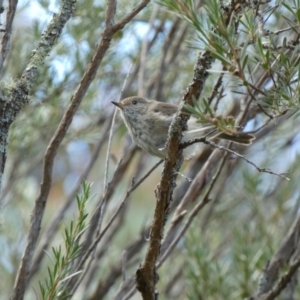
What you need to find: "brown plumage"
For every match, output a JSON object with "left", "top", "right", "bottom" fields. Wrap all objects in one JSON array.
[{"left": 112, "top": 96, "right": 255, "bottom": 159}]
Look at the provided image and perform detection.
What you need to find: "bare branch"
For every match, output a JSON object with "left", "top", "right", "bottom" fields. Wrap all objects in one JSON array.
[
  {"left": 0, "top": 0, "right": 76, "bottom": 197},
  {"left": 10, "top": 1, "right": 77, "bottom": 298},
  {"left": 135, "top": 50, "right": 214, "bottom": 299},
  {"left": 113, "top": 0, "right": 151, "bottom": 31},
  {"left": 205, "top": 139, "right": 290, "bottom": 180},
  {"left": 104, "top": 64, "right": 133, "bottom": 194},
  {"left": 182, "top": 137, "right": 290, "bottom": 180},
  {"left": 207, "top": 71, "right": 224, "bottom": 107}
]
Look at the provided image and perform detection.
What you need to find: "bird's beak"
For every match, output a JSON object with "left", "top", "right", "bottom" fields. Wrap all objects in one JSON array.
[{"left": 112, "top": 101, "right": 123, "bottom": 110}]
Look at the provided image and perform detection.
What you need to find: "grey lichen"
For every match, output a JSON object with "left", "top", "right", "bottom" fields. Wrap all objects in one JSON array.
[{"left": 0, "top": 0, "right": 77, "bottom": 197}]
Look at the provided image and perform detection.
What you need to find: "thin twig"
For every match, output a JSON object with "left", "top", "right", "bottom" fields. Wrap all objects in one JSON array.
[
  {"left": 206, "top": 139, "right": 290, "bottom": 180},
  {"left": 104, "top": 64, "right": 133, "bottom": 193},
  {"left": 113, "top": 0, "right": 151, "bottom": 31},
  {"left": 146, "top": 22, "right": 189, "bottom": 97},
  {"left": 155, "top": 17, "right": 181, "bottom": 100},
  {"left": 122, "top": 251, "right": 127, "bottom": 282},
  {"left": 265, "top": 25, "right": 300, "bottom": 36},
  {"left": 126, "top": 12, "right": 167, "bottom": 94},
  {"left": 182, "top": 137, "right": 290, "bottom": 180},
  {"left": 80, "top": 145, "right": 137, "bottom": 262},
  {"left": 207, "top": 71, "right": 224, "bottom": 107},
  {"left": 98, "top": 65, "right": 133, "bottom": 247},
  {"left": 122, "top": 286, "right": 136, "bottom": 300}
]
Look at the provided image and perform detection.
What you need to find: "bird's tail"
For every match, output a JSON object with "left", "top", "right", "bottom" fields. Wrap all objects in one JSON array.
[
  {"left": 215, "top": 132, "right": 255, "bottom": 145},
  {"left": 185, "top": 125, "right": 255, "bottom": 145}
]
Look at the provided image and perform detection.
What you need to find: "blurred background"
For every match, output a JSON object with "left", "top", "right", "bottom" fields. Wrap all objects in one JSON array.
[{"left": 1, "top": 0, "right": 300, "bottom": 299}]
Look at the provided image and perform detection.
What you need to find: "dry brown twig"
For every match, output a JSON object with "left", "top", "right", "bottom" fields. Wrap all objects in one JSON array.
[{"left": 135, "top": 50, "right": 215, "bottom": 299}]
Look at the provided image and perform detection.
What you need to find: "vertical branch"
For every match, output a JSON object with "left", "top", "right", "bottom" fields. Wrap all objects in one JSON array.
[
  {"left": 135, "top": 50, "right": 214, "bottom": 299},
  {"left": 0, "top": 97, "right": 8, "bottom": 196}
]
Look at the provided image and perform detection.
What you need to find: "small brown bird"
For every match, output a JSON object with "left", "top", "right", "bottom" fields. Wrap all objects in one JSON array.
[{"left": 112, "top": 96, "right": 255, "bottom": 159}]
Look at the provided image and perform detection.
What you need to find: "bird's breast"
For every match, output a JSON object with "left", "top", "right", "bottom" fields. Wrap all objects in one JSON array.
[{"left": 122, "top": 114, "right": 166, "bottom": 158}]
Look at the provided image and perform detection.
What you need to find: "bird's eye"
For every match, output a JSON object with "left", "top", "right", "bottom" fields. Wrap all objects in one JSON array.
[{"left": 132, "top": 100, "right": 138, "bottom": 105}]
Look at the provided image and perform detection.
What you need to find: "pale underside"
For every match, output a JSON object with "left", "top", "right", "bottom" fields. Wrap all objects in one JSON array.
[{"left": 121, "top": 110, "right": 211, "bottom": 159}]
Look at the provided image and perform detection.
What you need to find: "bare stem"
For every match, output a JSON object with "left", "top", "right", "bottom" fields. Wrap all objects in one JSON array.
[
  {"left": 181, "top": 137, "right": 290, "bottom": 180},
  {"left": 135, "top": 50, "right": 215, "bottom": 299}
]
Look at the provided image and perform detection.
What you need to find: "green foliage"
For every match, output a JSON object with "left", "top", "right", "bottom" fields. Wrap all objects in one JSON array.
[
  {"left": 39, "top": 181, "right": 91, "bottom": 300},
  {"left": 184, "top": 227, "right": 233, "bottom": 300},
  {"left": 160, "top": 0, "right": 300, "bottom": 117},
  {"left": 184, "top": 159, "right": 298, "bottom": 299},
  {"left": 185, "top": 99, "right": 240, "bottom": 135}
]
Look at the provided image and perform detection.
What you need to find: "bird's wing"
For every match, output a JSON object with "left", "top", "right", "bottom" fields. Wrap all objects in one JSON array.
[{"left": 151, "top": 102, "right": 178, "bottom": 127}]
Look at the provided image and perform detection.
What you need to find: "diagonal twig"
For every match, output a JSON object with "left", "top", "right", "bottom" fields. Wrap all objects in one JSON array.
[
  {"left": 29, "top": 115, "right": 113, "bottom": 281},
  {"left": 181, "top": 137, "right": 290, "bottom": 180},
  {"left": 69, "top": 159, "right": 163, "bottom": 295}
]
